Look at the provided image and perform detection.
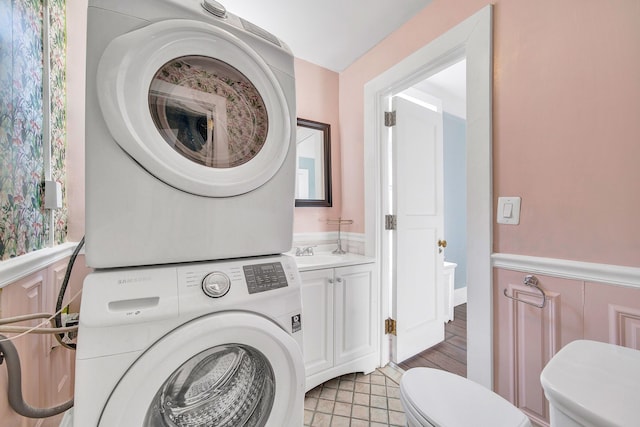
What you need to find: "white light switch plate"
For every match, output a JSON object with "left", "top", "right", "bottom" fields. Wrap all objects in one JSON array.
[{"left": 497, "top": 197, "right": 521, "bottom": 225}]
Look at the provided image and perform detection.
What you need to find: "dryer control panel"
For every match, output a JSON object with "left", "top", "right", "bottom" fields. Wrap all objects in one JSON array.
[{"left": 243, "top": 262, "right": 288, "bottom": 294}]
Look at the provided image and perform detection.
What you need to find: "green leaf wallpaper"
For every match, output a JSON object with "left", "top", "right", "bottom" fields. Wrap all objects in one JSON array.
[{"left": 0, "top": 0, "right": 67, "bottom": 260}]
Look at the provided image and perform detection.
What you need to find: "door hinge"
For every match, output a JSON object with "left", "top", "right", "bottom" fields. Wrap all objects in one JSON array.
[
  {"left": 385, "top": 214, "right": 397, "bottom": 230},
  {"left": 385, "top": 318, "right": 397, "bottom": 335},
  {"left": 384, "top": 111, "right": 396, "bottom": 127}
]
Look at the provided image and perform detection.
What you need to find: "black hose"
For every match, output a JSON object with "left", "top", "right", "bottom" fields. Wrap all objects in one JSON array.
[
  {"left": 0, "top": 334, "right": 73, "bottom": 418},
  {"left": 54, "top": 236, "right": 85, "bottom": 349}
]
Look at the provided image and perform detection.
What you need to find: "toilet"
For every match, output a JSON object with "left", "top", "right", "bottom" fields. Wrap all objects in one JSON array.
[
  {"left": 400, "top": 368, "right": 532, "bottom": 427},
  {"left": 540, "top": 340, "right": 640, "bottom": 427}
]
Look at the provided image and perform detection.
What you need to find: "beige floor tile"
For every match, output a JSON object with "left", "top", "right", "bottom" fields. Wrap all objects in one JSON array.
[
  {"left": 329, "top": 415, "right": 350, "bottom": 427},
  {"left": 333, "top": 402, "right": 352, "bottom": 417},
  {"left": 354, "top": 382, "right": 370, "bottom": 394},
  {"left": 305, "top": 367, "right": 408, "bottom": 427},
  {"left": 324, "top": 378, "right": 340, "bottom": 389},
  {"left": 304, "top": 397, "right": 318, "bottom": 410},
  {"left": 371, "top": 407, "right": 389, "bottom": 423},
  {"left": 351, "top": 404, "right": 370, "bottom": 420},
  {"left": 304, "top": 409, "right": 314, "bottom": 425},
  {"left": 370, "top": 394, "right": 388, "bottom": 409},
  {"left": 338, "top": 379, "right": 354, "bottom": 391},
  {"left": 307, "top": 386, "right": 322, "bottom": 398},
  {"left": 355, "top": 372, "right": 371, "bottom": 383},
  {"left": 316, "top": 398, "right": 335, "bottom": 414},
  {"left": 310, "top": 412, "right": 332, "bottom": 427},
  {"left": 353, "top": 392, "right": 369, "bottom": 406},
  {"left": 320, "top": 387, "right": 337, "bottom": 400},
  {"left": 371, "top": 384, "right": 387, "bottom": 396},
  {"left": 335, "top": 389, "right": 353, "bottom": 403},
  {"left": 387, "top": 385, "right": 401, "bottom": 398},
  {"left": 370, "top": 374, "right": 386, "bottom": 385},
  {"left": 389, "top": 409, "right": 407, "bottom": 426},
  {"left": 388, "top": 397, "right": 404, "bottom": 412}
]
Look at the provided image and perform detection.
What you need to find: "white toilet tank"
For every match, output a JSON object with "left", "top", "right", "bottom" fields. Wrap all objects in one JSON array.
[{"left": 540, "top": 340, "right": 640, "bottom": 427}]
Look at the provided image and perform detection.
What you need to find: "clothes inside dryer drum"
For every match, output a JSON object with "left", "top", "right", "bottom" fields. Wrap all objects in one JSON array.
[
  {"left": 143, "top": 345, "right": 275, "bottom": 427},
  {"left": 148, "top": 55, "right": 269, "bottom": 169}
]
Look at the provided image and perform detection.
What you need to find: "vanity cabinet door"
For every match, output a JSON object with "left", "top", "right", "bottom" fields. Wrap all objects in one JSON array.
[
  {"left": 300, "top": 269, "right": 334, "bottom": 377},
  {"left": 333, "top": 264, "right": 377, "bottom": 366}
]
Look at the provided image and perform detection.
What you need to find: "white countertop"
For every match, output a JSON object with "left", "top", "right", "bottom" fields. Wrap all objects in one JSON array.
[{"left": 293, "top": 253, "right": 375, "bottom": 271}]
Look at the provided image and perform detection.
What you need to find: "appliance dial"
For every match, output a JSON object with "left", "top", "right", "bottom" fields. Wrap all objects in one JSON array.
[
  {"left": 201, "top": 0, "right": 227, "bottom": 18},
  {"left": 202, "top": 272, "right": 231, "bottom": 298}
]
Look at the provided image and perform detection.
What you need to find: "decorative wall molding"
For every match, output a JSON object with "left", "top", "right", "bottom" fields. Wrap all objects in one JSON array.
[
  {"left": 492, "top": 253, "right": 640, "bottom": 289},
  {"left": 0, "top": 242, "right": 78, "bottom": 289}
]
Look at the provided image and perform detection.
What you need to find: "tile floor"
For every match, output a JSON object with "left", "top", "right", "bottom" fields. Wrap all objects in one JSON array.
[{"left": 304, "top": 366, "right": 406, "bottom": 427}]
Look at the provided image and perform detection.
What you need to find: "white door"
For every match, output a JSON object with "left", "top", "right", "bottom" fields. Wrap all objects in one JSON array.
[{"left": 390, "top": 95, "right": 446, "bottom": 363}]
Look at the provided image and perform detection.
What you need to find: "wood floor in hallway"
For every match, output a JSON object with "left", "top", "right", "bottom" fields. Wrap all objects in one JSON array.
[{"left": 398, "top": 304, "right": 467, "bottom": 377}]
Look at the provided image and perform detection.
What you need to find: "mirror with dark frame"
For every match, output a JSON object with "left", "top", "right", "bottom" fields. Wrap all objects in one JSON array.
[{"left": 295, "top": 118, "right": 332, "bottom": 207}]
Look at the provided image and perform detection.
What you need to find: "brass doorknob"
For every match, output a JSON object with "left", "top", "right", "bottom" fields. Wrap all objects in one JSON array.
[{"left": 438, "top": 239, "right": 447, "bottom": 248}]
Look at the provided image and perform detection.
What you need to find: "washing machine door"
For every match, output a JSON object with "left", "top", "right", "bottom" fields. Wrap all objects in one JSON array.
[
  {"left": 97, "top": 19, "right": 291, "bottom": 197},
  {"left": 98, "top": 312, "right": 304, "bottom": 427}
]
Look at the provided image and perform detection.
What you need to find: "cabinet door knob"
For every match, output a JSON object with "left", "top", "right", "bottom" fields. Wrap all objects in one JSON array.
[
  {"left": 336, "top": 277, "right": 343, "bottom": 283},
  {"left": 438, "top": 239, "right": 447, "bottom": 248},
  {"left": 328, "top": 278, "right": 334, "bottom": 284}
]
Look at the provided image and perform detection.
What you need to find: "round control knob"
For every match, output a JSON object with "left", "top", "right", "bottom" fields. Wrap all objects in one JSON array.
[
  {"left": 202, "top": 272, "right": 231, "bottom": 298},
  {"left": 202, "top": 0, "right": 227, "bottom": 18}
]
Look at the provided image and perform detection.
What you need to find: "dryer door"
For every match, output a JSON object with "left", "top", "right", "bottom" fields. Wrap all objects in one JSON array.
[
  {"left": 97, "top": 19, "right": 291, "bottom": 197},
  {"left": 98, "top": 312, "right": 304, "bottom": 427}
]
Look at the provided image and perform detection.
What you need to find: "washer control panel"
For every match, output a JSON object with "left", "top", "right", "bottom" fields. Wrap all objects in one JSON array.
[
  {"left": 243, "top": 262, "right": 288, "bottom": 294},
  {"left": 201, "top": 271, "right": 231, "bottom": 298}
]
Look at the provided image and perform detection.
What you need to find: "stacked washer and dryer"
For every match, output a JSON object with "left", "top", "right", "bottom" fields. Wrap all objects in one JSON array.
[{"left": 73, "top": 1, "right": 305, "bottom": 426}]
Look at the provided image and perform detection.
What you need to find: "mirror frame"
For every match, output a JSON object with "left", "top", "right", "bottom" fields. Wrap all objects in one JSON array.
[{"left": 295, "top": 118, "right": 332, "bottom": 207}]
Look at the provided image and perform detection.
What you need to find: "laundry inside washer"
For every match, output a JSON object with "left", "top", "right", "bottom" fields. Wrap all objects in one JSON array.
[{"left": 144, "top": 345, "right": 275, "bottom": 426}]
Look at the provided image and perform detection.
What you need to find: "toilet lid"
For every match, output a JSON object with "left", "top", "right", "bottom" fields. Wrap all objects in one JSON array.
[{"left": 401, "top": 368, "right": 531, "bottom": 427}]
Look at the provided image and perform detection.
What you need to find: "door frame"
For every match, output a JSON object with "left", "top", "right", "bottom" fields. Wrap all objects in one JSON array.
[{"left": 363, "top": 5, "right": 493, "bottom": 388}]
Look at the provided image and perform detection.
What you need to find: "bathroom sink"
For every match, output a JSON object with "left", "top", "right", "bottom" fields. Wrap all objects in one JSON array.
[{"left": 293, "top": 253, "right": 374, "bottom": 270}]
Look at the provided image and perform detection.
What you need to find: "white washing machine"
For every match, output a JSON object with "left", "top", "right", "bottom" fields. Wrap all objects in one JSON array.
[
  {"left": 85, "top": 0, "right": 297, "bottom": 268},
  {"left": 73, "top": 254, "right": 305, "bottom": 426}
]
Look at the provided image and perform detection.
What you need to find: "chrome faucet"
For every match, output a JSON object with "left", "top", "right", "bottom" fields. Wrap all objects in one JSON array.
[{"left": 295, "top": 246, "right": 316, "bottom": 256}]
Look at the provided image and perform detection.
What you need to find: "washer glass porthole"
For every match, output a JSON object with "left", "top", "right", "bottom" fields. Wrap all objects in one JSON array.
[
  {"left": 143, "top": 344, "right": 275, "bottom": 426},
  {"left": 148, "top": 55, "right": 269, "bottom": 169}
]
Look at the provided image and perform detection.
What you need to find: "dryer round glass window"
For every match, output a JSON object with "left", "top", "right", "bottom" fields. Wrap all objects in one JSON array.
[
  {"left": 143, "top": 344, "right": 274, "bottom": 427},
  {"left": 149, "top": 55, "right": 269, "bottom": 169}
]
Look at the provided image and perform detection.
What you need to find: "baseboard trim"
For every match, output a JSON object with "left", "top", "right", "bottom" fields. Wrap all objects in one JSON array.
[
  {"left": 491, "top": 253, "right": 640, "bottom": 288},
  {"left": 454, "top": 287, "right": 467, "bottom": 306}
]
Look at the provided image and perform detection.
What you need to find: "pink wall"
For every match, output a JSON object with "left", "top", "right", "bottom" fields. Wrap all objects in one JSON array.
[
  {"left": 293, "top": 58, "right": 343, "bottom": 233},
  {"left": 338, "top": 0, "right": 640, "bottom": 267}
]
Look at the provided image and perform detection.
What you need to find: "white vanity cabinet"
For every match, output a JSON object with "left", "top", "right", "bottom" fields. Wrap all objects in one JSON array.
[{"left": 300, "top": 262, "right": 378, "bottom": 391}]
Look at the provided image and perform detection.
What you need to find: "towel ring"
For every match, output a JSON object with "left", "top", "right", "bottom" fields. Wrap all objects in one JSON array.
[{"left": 503, "top": 274, "right": 546, "bottom": 308}]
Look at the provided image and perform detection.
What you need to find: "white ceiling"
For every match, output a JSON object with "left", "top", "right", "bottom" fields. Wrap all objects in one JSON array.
[{"left": 222, "top": 0, "right": 432, "bottom": 72}]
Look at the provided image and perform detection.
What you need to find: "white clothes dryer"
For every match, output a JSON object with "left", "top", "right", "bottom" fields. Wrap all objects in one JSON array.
[
  {"left": 85, "top": 0, "right": 297, "bottom": 268},
  {"left": 73, "top": 255, "right": 304, "bottom": 427}
]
